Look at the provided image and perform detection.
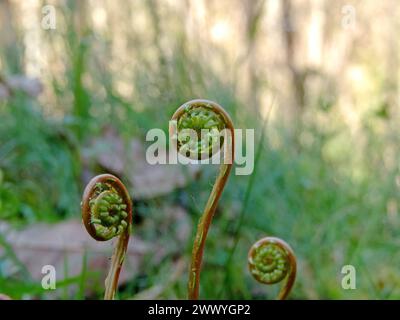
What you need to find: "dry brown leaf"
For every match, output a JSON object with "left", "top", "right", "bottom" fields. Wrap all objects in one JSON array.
[
  {"left": 6, "top": 75, "right": 43, "bottom": 97},
  {"left": 0, "top": 84, "right": 9, "bottom": 100},
  {"left": 0, "top": 204, "right": 191, "bottom": 298},
  {"left": 85, "top": 126, "right": 200, "bottom": 199},
  {"left": 0, "top": 220, "right": 150, "bottom": 286}
]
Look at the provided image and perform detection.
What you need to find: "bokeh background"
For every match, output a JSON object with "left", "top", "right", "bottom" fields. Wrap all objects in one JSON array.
[{"left": 1, "top": 0, "right": 400, "bottom": 299}]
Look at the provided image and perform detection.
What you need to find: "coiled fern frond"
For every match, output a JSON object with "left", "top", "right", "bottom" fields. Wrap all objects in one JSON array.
[
  {"left": 170, "top": 99, "right": 235, "bottom": 299},
  {"left": 81, "top": 174, "right": 132, "bottom": 300},
  {"left": 175, "top": 104, "right": 226, "bottom": 159},
  {"left": 248, "top": 237, "right": 297, "bottom": 300}
]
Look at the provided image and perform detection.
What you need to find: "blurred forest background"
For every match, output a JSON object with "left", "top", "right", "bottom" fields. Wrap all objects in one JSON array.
[{"left": 1, "top": 0, "right": 400, "bottom": 299}]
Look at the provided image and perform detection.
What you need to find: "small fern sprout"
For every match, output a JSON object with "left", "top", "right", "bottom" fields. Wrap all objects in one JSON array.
[
  {"left": 248, "top": 237, "right": 297, "bottom": 300},
  {"left": 81, "top": 174, "right": 132, "bottom": 300},
  {"left": 170, "top": 99, "right": 235, "bottom": 299}
]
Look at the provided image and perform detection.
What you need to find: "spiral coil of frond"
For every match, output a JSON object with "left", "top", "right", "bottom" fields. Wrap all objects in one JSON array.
[
  {"left": 248, "top": 237, "right": 297, "bottom": 300},
  {"left": 81, "top": 174, "right": 132, "bottom": 299},
  {"left": 170, "top": 99, "right": 234, "bottom": 299}
]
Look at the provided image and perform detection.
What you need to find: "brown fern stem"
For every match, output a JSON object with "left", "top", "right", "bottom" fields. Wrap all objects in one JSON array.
[
  {"left": 81, "top": 174, "right": 132, "bottom": 300},
  {"left": 171, "top": 99, "right": 235, "bottom": 299}
]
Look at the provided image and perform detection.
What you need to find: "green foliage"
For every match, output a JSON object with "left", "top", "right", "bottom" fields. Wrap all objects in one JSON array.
[
  {"left": 0, "top": 95, "right": 80, "bottom": 222},
  {"left": 1, "top": 1, "right": 400, "bottom": 300}
]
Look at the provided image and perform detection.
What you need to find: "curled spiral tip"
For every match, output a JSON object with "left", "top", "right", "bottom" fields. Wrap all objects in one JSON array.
[
  {"left": 248, "top": 237, "right": 297, "bottom": 300},
  {"left": 81, "top": 174, "right": 132, "bottom": 241},
  {"left": 171, "top": 99, "right": 235, "bottom": 300},
  {"left": 170, "top": 99, "right": 234, "bottom": 161}
]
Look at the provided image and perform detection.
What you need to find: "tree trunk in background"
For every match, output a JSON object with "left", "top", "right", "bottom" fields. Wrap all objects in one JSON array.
[
  {"left": 243, "top": 0, "right": 266, "bottom": 114},
  {"left": 0, "top": 0, "right": 23, "bottom": 73},
  {"left": 385, "top": 0, "right": 400, "bottom": 170},
  {"left": 386, "top": 0, "right": 399, "bottom": 121},
  {"left": 307, "top": 0, "right": 325, "bottom": 69},
  {"left": 281, "top": 0, "right": 305, "bottom": 143},
  {"left": 68, "top": 0, "right": 91, "bottom": 138}
]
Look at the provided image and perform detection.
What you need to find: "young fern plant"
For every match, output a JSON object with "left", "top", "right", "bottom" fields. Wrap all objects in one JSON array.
[
  {"left": 81, "top": 174, "right": 132, "bottom": 300},
  {"left": 248, "top": 237, "right": 297, "bottom": 300},
  {"left": 170, "top": 99, "right": 235, "bottom": 299}
]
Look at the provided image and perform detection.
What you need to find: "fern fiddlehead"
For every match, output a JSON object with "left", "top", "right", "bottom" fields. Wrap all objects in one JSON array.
[
  {"left": 248, "top": 237, "right": 297, "bottom": 300},
  {"left": 170, "top": 99, "right": 235, "bottom": 299},
  {"left": 81, "top": 174, "right": 132, "bottom": 300}
]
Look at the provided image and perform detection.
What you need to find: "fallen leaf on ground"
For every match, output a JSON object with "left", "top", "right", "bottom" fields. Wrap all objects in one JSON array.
[
  {"left": 0, "top": 204, "right": 190, "bottom": 298},
  {"left": 83, "top": 126, "right": 200, "bottom": 199}
]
